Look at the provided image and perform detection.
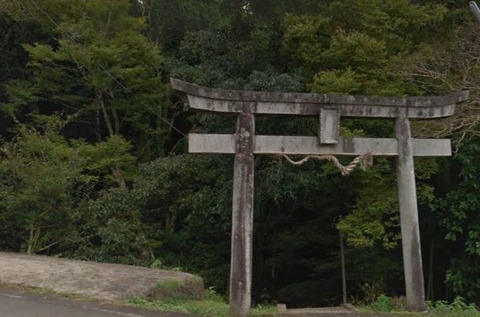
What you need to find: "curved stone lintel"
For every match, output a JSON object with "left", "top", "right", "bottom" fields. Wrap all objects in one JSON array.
[{"left": 171, "top": 78, "right": 468, "bottom": 118}]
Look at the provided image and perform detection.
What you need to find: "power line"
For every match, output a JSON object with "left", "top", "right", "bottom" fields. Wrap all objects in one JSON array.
[{"left": 16, "top": 0, "right": 187, "bottom": 137}]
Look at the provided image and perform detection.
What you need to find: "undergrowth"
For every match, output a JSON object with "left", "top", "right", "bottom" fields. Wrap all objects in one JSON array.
[
  {"left": 128, "top": 289, "right": 480, "bottom": 317},
  {"left": 427, "top": 297, "right": 480, "bottom": 317},
  {"left": 362, "top": 295, "right": 480, "bottom": 317},
  {"left": 127, "top": 288, "right": 277, "bottom": 317}
]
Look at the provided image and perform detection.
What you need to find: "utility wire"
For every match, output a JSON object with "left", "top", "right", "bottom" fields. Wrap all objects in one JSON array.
[{"left": 16, "top": 0, "right": 187, "bottom": 137}]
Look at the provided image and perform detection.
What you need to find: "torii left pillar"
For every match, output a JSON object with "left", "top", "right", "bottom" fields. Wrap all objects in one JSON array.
[{"left": 229, "top": 103, "right": 255, "bottom": 317}]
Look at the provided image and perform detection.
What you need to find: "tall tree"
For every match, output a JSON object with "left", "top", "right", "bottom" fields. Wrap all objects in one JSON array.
[{"left": 3, "top": 0, "right": 170, "bottom": 166}]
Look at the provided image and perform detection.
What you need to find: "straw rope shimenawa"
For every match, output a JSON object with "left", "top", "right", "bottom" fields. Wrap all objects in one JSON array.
[{"left": 281, "top": 153, "right": 373, "bottom": 176}]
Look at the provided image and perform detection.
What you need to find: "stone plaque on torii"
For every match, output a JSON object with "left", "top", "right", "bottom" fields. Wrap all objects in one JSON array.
[{"left": 171, "top": 78, "right": 468, "bottom": 317}]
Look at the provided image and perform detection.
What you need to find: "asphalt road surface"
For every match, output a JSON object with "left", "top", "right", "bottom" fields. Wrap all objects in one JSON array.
[{"left": 0, "top": 289, "right": 195, "bottom": 317}]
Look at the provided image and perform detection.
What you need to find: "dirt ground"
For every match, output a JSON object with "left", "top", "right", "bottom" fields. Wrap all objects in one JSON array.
[{"left": 0, "top": 252, "right": 203, "bottom": 302}]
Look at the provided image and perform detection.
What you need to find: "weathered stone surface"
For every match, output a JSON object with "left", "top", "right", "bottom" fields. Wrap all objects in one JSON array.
[
  {"left": 171, "top": 78, "right": 468, "bottom": 118},
  {"left": 0, "top": 252, "right": 203, "bottom": 301},
  {"left": 188, "top": 134, "right": 452, "bottom": 156},
  {"left": 395, "top": 118, "right": 426, "bottom": 311},
  {"left": 229, "top": 104, "right": 255, "bottom": 317}
]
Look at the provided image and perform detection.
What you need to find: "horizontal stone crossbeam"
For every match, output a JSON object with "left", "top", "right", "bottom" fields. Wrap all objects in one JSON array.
[{"left": 188, "top": 134, "right": 452, "bottom": 156}]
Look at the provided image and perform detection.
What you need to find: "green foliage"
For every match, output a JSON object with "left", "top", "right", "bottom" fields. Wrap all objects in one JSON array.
[
  {"left": 427, "top": 297, "right": 480, "bottom": 317},
  {"left": 320, "top": 0, "right": 448, "bottom": 51},
  {"left": 139, "top": 0, "right": 225, "bottom": 50},
  {"left": 3, "top": 0, "right": 170, "bottom": 160},
  {"left": 311, "top": 68, "right": 363, "bottom": 94},
  {"left": 338, "top": 157, "right": 438, "bottom": 249},
  {"left": 0, "top": 120, "right": 145, "bottom": 262},
  {"left": 64, "top": 187, "right": 151, "bottom": 265},
  {"left": 130, "top": 155, "right": 233, "bottom": 292},
  {"left": 334, "top": 153, "right": 439, "bottom": 252},
  {"left": 0, "top": 127, "right": 85, "bottom": 253},
  {"left": 434, "top": 140, "right": 480, "bottom": 302},
  {"left": 361, "top": 296, "right": 480, "bottom": 316},
  {"left": 74, "top": 136, "right": 136, "bottom": 187},
  {"left": 280, "top": 0, "right": 449, "bottom": 96},
  {"left": 436, "top": 141, "right": 480, "bottom": 253},
  {"left": 371, "top": 294, "right": 394, "bottom": 312},
  {"left": 281, "top": 14, "right": 331, "bottom": 71},
  {"left": 444, "top": 259, "right": 480, "bottom": 304},
  {"left": 325, "top": 30, "right": 387, "bottom": 71},
  {"left": 172, "top": 27, "right": 288, "bottom": 89}
]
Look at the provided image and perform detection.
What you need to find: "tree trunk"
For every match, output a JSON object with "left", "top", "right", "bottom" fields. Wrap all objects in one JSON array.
[{"left": 97, "top": 90, "right": 127, "bottom": 188}]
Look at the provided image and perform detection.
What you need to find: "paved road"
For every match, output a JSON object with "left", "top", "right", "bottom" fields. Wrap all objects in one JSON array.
[{"left": 0, "top": 289, "right": 195, "bottom": 317}]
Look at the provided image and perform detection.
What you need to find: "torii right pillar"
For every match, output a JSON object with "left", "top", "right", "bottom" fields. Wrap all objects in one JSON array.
[{"left": 396, "top": 116, "right": 425, "bottom": 311}]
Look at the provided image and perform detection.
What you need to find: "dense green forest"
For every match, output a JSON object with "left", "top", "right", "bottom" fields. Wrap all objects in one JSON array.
[{"left": 0, "top": 0, "right": 479, "bottom": 308}]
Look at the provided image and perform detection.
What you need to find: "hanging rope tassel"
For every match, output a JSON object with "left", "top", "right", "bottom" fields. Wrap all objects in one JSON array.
[{"left": 282, "top": 155, "right": 312, "bottom": 166}]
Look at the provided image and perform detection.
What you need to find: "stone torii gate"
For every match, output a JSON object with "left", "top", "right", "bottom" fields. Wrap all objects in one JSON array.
[{"left": 171, "top": 78, "right": 468, "bottom": 317}]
